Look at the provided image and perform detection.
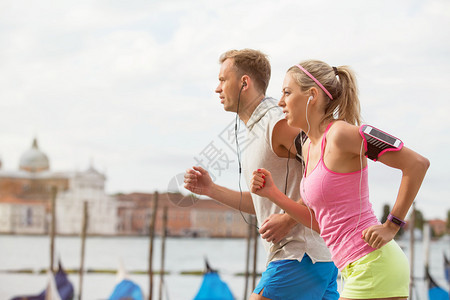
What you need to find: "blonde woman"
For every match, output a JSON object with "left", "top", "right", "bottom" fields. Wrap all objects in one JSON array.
[{"left": 251, "top": 60, "right": 429, "bottom": 299}]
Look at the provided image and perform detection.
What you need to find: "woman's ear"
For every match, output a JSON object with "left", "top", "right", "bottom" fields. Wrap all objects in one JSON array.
[{"left": 308, "top": 87, "right": 319, "bottom": 103}]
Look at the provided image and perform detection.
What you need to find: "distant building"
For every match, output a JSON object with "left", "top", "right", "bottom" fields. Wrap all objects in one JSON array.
[
  {"left": 0, "top": 138, "right": 117, "bottom": 235},
  {"left": 0, "top": 138, "right": 252, "bottom": 238},
  {"left": 428, "top": 219, "right": 447, "bottom": 237},
  {"left": 0, "top": 200, "right": 46, "bottom": 234},
  {"left": 56, "top": 166, "right": 117, "bottom": 235},
  {"left": 116, "top": 192, "right": 249, "bottom": 238}
]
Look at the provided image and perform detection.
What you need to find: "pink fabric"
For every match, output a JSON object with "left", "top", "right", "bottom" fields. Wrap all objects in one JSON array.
[
  {"left": 295, "top": 64, "right": 333, "bottom": 100},
  {"left": 300, "top": 123, "right": 380, "bottom": 270}
]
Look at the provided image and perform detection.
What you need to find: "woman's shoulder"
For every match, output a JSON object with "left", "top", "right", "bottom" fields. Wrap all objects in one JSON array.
[
  {"left": 328, "top": 120, "right": 358, "bottom": 136},
  {"left": 327, "top": 120, "right": 362, "bottom": 149}
]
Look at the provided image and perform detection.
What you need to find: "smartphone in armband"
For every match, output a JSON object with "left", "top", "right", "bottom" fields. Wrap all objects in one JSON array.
[{"left": 359, "top": 125, "right": 403, "bottom": 161}]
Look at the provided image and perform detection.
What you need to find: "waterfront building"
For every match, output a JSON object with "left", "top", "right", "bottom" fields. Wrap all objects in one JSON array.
[
  {"left": 0, "top": 138, "right": 251, "bottom": 238},
  {"left": 56, "top": 166, "right": 117, "bottom": 235},
  {"left": 0, "top": 138, "right": 117, "bottom": 235},
  {"left": 116, "top": 192, "right": 249, "bottom": 238},
  {"left": 428, "top": 219, "right": 448, "bottom": 237}
]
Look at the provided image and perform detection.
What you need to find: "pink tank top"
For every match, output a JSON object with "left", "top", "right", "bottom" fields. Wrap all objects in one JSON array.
[{"left": 300, "top": 122, "right": 380, "bottom": 270}]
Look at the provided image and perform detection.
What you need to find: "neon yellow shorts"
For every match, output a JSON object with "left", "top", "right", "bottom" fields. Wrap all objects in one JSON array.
[{"left": 340, "top": 240, "right": 409, "bottom": 299}]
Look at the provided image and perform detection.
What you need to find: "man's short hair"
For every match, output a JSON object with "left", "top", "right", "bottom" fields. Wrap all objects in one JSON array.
[{"left": 219, "top": 49, "right": 271, "bottom": 95}]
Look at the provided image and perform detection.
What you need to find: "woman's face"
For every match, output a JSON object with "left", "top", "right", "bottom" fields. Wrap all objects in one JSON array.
[{"left": 278, "top": 72, "right": 309, "bottom": 129}]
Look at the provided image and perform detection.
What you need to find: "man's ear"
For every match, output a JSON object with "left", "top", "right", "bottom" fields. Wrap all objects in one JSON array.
[{"left": 241, "top": 75, "right": 250, "bottom": 89}]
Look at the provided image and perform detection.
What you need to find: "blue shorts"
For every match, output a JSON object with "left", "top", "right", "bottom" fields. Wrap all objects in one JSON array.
[{"left": 254, "top": 254, "right": 339, "bottom": 300}]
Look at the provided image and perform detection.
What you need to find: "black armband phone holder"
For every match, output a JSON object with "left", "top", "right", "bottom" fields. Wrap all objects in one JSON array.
[{"left": 359, "top": 125, "right": 403, "bottom": 161}]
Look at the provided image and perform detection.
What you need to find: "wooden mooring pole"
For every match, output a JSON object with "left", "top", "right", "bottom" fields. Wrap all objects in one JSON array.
[
  {"left": 79, "top": 201, "right": 88, "bottom": 300},
  {"left": 148, "top": 191, "right": 159, "bottom": 300},
  {"left": 50, "top": 186, "right": 57, "bottom": 273},
  {"left": 243, "top": 221, "right": 252, "bottom": 300},
  {"left": 251, "top": 215, "right": 258, "bottom": 291},
  {"left": 409, "top": 202, "right": 416, "bottom": 299},
  {"left": 423, "top": 222, "right": 431, "bottom": 300},
  {"left": 158, "top": 205, "right": 168, "bottom": 300}
]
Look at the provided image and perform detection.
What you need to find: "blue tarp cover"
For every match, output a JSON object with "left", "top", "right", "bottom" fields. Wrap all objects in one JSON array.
[
  {"left": 193, "top": 272, "right": 234, "bottom": 300},
  {"left": 108, "top": 279, "right": 144, "bottom": 300},
  {"left": 429, "top": 286, "right": 449, "bottom": 300}
]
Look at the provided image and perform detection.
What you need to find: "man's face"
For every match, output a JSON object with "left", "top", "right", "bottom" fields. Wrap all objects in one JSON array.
[{"left": 215, "top": 58, "right": 241, "bottom": 112}]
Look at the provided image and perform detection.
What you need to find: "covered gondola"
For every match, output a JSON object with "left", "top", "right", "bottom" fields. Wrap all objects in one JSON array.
[
  {"left": 108, "top": 259, "right": 143, "bottom": 300},
  {"left": 10, "top": 261, "right": 74, "bottom": 300},
  {"left": 426, "top": 265, "right": 449, "bottom": 300},
  {"left": 193, "top": 259, "right": 234, "bottom": 300}
]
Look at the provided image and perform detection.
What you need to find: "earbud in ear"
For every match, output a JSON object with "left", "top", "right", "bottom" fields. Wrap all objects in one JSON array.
[
  {"left": 307, "top": 96, "right": 313, "bottom": 104},
  {"left": 242, "top": 82, "right": 247, "bottom": 87}
]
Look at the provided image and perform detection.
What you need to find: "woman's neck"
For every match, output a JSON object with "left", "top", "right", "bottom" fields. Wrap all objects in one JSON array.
[{"left": 305, "top": 116, "right": 330, "bottom": 145}]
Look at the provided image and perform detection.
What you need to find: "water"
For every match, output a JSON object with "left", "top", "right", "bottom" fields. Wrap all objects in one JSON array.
[
  {"left": 0, "top": 235, "right": 264, "bottom": 300},
  {"left": 0, "top": 235, "right": 448, "bottom": 299}
]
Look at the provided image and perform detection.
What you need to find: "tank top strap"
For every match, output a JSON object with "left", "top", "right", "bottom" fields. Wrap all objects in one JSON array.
[{"left": 320, "top": 122, "right": 334, "bottom": 158}]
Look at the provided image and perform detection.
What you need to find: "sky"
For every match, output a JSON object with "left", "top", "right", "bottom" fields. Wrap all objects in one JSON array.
[{"left": 0, "top": 0, "right": 449, "bottom": 220}]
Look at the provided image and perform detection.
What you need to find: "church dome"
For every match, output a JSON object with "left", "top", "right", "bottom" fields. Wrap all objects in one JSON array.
[{"left": 19, "top": 138, "right": 50, "bottom": 172}]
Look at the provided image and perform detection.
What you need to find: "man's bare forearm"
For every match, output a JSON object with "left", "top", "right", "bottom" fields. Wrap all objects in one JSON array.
[{"left": 207, "top": 184, "right": 256, "bottom": 214}]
